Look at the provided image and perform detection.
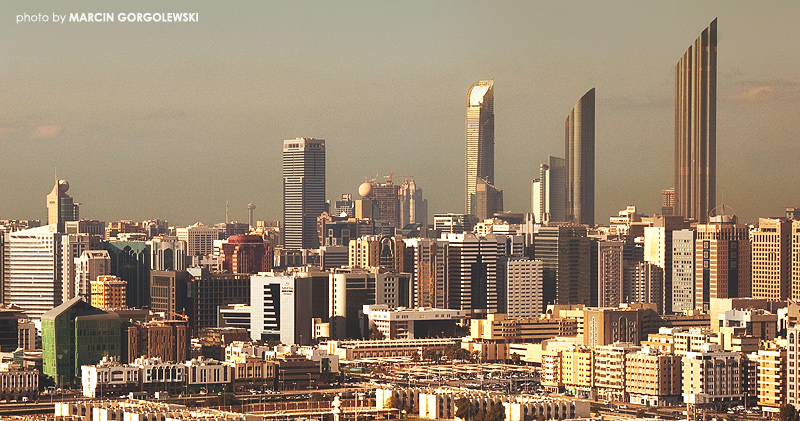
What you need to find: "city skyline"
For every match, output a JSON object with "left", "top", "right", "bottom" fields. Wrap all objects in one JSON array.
[{"left": 2, "top": 2, "right": 799, "bottom": 225}]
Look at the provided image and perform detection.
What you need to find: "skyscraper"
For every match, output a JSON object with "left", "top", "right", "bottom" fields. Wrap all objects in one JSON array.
[
  {"left": 565, "top": 88, "right": 595, "bottom": 225},
  {"left": 675, "top": 19, "right": 717, "bottom": 223},
  {"left": 3, "top": 225, "right": 62, "bottom": 319},
  {"left": 283, "top": 138, "right": 326, "bottom": 250},
  {"left": 46, "top": 179, "right": 79, "bottom": 233},
  {"left": 465, "top": 80, "right": 494, "bottom": 217},
  {"left": 532, "top": 156, "right": 566, "bottom": 224}
]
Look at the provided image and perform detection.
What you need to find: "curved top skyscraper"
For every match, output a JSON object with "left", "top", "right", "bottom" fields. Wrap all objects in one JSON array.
[
  {"left": 565, "top": 88, "right": 595, "bottom": 226},
  {"left": 675, "top": 19, "right": 716, "bottom": 223},
  {"left": 465, "top": 80, "right": 494, "bottom": 217}
]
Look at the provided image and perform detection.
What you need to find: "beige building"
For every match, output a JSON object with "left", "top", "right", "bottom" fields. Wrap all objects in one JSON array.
[
  {"left": 470, "top": 313, "right": 577, "bottom": 344},
  {"left": 673, "top": 327, "right": 718, "bottom": 356},
  {"left": 560, "top": 346, "right": 594, "bottom": 398},
  {"left": 682, "top": 344, "right": 745, "bottom": 409},
  {"left": 757, "top": 341, "right": 786, "bottom": 415},
  {"left": 593, "top": 342, "right": 639, "bottom": 402},
  {"left": 90, "top": 275, "right": 127, "bottom": 309},
  {"left": 792, "top": 221, "right": 800, "bottom": 300},
  {"left": 694, "top": 215, "right": 751, "bottom": 312},
  {"left": 787, "top": 327, "right": 800, "bottom": 410},
  {"left": 751, "top": 218, "right": 791, "bottom": 300},
  {"left": 625, "top": 347, "right": 682, "bottom": 407}
]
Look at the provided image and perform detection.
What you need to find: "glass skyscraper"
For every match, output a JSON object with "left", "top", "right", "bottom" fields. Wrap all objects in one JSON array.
[
  {"left": 565, "top": 88, "right": 595, "bottom": 226},
  {"left": 675, "top": 19, "right": 717, "bottom": 223},
  {"left": 283, "top": 137, "right": 326, "bottom": 250},
  {"left": 465, "top": 80, "right": 494, "bottom": 217}
]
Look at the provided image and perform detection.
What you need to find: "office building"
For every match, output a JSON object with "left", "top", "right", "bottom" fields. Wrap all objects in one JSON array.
[
  {"left": 403, "top": 238, "right": 448, "bottom": 309},
  {"left": 149, "top": 236, "right": 187, "bottom": 271},
  {"left": 61, "top": 233, "right": 103, "bottom": 301},
  {"left": 675, "top": 19, "right": 717, "bottom": 223},
  {"left": 90, "top": 276, "right": 127, "bottom": 309},
  {"left": 105, "top": 240, "right": 150, "bottom": 309},
  {"left": 360, "top": 179, "right": 401, "bottom": 227},
  {"left": 46, "top": 179, "right": 79, "bottom": 233},
  {"left": 283, "top": 137, "right": 326, "bottom": 249},
  {"left": 250, "top": 271, "right": 329, "bottom": 345},
  {"left": 643, "top": 215, "right": 687, "bottom": 315},
  {"left": 3, "top": 224, "right": 62, "bottom": 319},
  {"left": 329, "top": 269, "right": 411, "bottom": 339},
  {"left": 124, "top": 319, "right": 189, "bottom": 364},
  {"left": 348, "top": 235, "right": 405, "bottom": 271},
  {"left": 532, "top": 157, "right": 566, "bottom": 224},
  {"left": 186, "top": 268, "right": 250, "bottom": 335},
  {"left": 363, "top": 304, "right": 468, "bottom": 340},
  {"left": 465, "top": 80, "right": 494, "bottom": 217},
  {"left": 333, "top": 194, "right": 355, "bottom": 218},
  {"left": 74, "top": 250, "right": 111, "bottom": 300},
  {"left": 220, "top": 234, "right": 273, "bottom": 274},
  {"left": 149, "top": 270, "right": 191, "bottom": 317},
  {"left": 534, "top": 225, "right": 591, "bottom": 307},
  {"left": 751, "top": 218, "right": 791, "bottom": 300},
  {"left": 433, "top": 213, "right": 473, "bottom": 235},
  {"left": 565, "top": 88, "right": 595, "bottom": 225},
  {"left": 176, "top": 223, "right": 221, "bottom": 262},
  {"left": 64, "top": 219, "right": 105, "bottom": 236},
  {"left": 475, "top": 178, "right": 503, "bottom": 221},
  {"left": 42, "top": 297, "right": 121, "bottom": 385},
  {"left": 794, "top": 221, "right": 800, "bottom": 300},
  {"left": 661, "top": 188, "right": 675, "bottom": 216},
  {"left": 443, "top": 232, "right": 499, "bottom": 314},
  {"left": 398, "top": 179, "right": 427, "bottom": 228},
  {"left": 695, "top": 213, "right": 751, "bottom": 311}
]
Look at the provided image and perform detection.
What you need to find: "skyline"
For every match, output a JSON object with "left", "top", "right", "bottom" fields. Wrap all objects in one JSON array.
[{"left": 2, "top": 2, "right": 800, "bottom": 226}]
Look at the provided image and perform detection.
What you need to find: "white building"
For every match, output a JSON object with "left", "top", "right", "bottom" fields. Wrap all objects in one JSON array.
[
  {"left": 74, "top": 250, "right": 110, "bottom": 300},
  {"left": 3, "top": 224, "right": 62, "bottom": 319},
  {"left": 149, "top": 236, "right": 187, "bottom": 271},
  {"left": 176, "top": 223, "right": 221, "bottom": 263},
  {"left": 505, "top": 258, "right": 543, "bottom": 318},
  {"left": 81, "top": 357, "right": 140, "bottom": 398},
  {"left": 672, "top": 229, "right": 696, "bottom": 313},
  {"left": 61, "top": 233, "right": 102, "bottom": 301},
  {"left": 135, "top": 357, "right": 186, "bottom": 395},
  {"left": 363, "top": 304, "right": 468, "bottom": 340},
  {"left": 0, "top": 363, "right": 38, "bottom": 401},
  {"left": 185, "top": 356, "right": 232, "bottom": 392}
]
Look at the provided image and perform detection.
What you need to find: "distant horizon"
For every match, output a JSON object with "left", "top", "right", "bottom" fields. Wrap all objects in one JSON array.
[{"left": 2, "top": 2, "right": 799, "bottom": 226}]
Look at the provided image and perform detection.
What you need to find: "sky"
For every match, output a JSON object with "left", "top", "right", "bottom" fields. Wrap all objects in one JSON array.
[{"left": 2, "top": 1, "right": 799, "bottom": 226}]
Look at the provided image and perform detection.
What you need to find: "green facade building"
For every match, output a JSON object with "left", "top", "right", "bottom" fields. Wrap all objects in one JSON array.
[{"left": 42, "top": 297, "right": 121, "bottom": 385}]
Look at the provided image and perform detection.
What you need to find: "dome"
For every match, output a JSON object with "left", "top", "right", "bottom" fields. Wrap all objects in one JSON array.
[
  {"left": 58, "top": 179, "right": 69, "bottom": 193},
  {"left": 358, "top": 182, "right": 372, "bottom": 198}
]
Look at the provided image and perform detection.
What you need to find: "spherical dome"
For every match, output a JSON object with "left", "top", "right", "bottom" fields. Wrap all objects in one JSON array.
[
  {"left": 58, "top": 179, "right": 69, "bottom": 193},
  {"left": 358, "top": 182, "right": 372, "bottom": 198}
]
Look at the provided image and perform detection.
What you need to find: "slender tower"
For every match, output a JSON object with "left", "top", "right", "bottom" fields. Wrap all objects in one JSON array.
[
  {"left": 565, "top": 88, "right": 595, "bottom": 226},
  {"left": 465, "top": 80, "right": 494, "bottom": 217},
  {"left": 283, "top": 138, "right": 326, "bottom": 249},
  {"left": 675, "top": 19, "right": 717, "bottom": 223}
]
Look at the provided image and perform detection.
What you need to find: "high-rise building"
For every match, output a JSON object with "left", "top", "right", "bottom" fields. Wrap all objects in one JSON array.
[
  {"left": 787, "top": 326, "right": 800, "bottom": 410},
  {"left": 661, "top": 188, "right": 676, "bottom": 216},
  {"left": 46, "top": 179, "right": 79, "bottom": 233},
  {"left": 675, "top": 19, "right": 717, "bottom": 223},
  {"left": 504, "top": 257, "right": 543, "bottom": 318},
  {"left": 75, "top": 250, "right": 111, "bottom": 300},
  {"left": 624, "top": 261, "right": 664, "bottom": 313},
  {"left": 3, "top": 225, "right": 62, "bottom": 319},
  {"left": 443, "top": 233, "right": 499, "bottom": 314},
  {"left": 219, "top": 235, "right": 273, "bottom": 274},
  {"left": 532, "top": 157, "right": 566, "bottom": 224},
  {"left": 90, "top": 275, "right": 127, "bottom": 309},
  {"left": 105, "top": 241, "right": 151, "bottom": 309},
  {"left": 61, "top": 233, "right": 103, "bottom": 301},
  {"left": 475, "top": 178, "right": 503, "bottom": 221},
  {"left": 333, "top": 194, "right": 355, "bottom": 218},
  {"left": 597, "top": 241, "right": 624, "bottom": 308},
  {"left": 793, "top": 221, "right": 800, "bottom": 300},
  {"left": 643, "top": 215, "right": 688, "bottom": 314},
  {"left": 283, "top": 138, "right": 326, "bottom": 249},
  {"left": 149, "top": 237, "right": 187, "bottom": 271},
  {"left": 403, "top": 238, "right": 448, "bottom": 309},
  {"left": 751, "top": 218, "right": 791, "bottom": 300},
  {"left": 398, "top": 179, "right": 427, "bottom": 228},
  {"left": 565, "top": 88, "right": 595, "bottom": 226},
  {"left": 465, "top": 80, "right": 494, "bottom": 217},
  {"left": 533, "top": 224, "right": 591, "bottom": 307},
  {"left": 175, "top": 223, "right": 221, "bottom": 261},
  {"left": 694, "top": 213, "right": 751, "bottom": 311},
  {"left": 672, "top": 229, "right": 696, "bottom": 313}
]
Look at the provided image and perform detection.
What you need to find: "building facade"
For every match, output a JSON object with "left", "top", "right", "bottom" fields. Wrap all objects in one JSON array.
[
  {"left": 565, "top": 88, "right": 595, "bottom": 226},
  {"left": 465, "top": 80, "right": 494, "bottom": 217},
  {"left": 283, "top": 137, "right": 326, "bottom": 250}
]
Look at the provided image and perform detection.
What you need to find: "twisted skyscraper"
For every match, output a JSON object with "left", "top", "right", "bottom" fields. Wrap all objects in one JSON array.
[{"left": 675, "top": 19, "right": 716, "bottom": 223}]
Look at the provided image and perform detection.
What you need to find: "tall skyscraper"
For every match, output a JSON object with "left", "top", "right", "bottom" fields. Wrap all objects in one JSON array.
[
  {"left": 465, "top": 80, "right": 494, "bottom": 217},
  {"left": 534, "top": 224, "right": 591, "bottom": 306},
  {"left": 46, "top": 179, "right": 79, "bottom": 233},
  {"left": 3, "top": 225, "right": 62, "bottom": 319},
  {"left": 565, "top": 88, "right": 595, "bottom": 225},
  {"left": 675, "top": 19, "right": 717, "bottom": 223},
  {"left": 283, "top": 138, "right": 326, "bottom": 250},
  {"left": 531, "top": 156, "right": 566, "bottom": 224}
]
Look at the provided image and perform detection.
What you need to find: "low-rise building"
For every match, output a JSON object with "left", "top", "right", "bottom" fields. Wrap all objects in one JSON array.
[
  {"left": 625, "top": 347, "right": 682, "bottom": 406},
  {"left": 594, "top": 342, "right": 639, "bottom": 402},
  {"left": 135, "top": 357, "right": 185, "bottom": 396},
  {"left": 185, "top": 356, "right": 233, "bottom": 393},
  {"left": 81, "top": 357, "right": 140, "bottom": 398},
  {"left": 683, "top": 344, "right": 745, "bottom": 410},
  {"left": 364, "top": 305, "right": 468, "bottom": 340},
  {"left": 0, "top": 363, "right": 38, "bottom": 401}
]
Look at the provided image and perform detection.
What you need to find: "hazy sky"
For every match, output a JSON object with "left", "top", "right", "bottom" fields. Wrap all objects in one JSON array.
[{"left": 2, "top": 1, "right": 799, "bottom": 226}]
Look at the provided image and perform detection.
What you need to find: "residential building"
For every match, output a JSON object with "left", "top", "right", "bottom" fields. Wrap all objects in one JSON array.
[
  {"left": 682, "top": 343, "right": 744, "bottom": 410},
  {"left": 0, "top": 363, "right": 38, "bottom": 401},
  {"left": 90, "top": 276, "right": 127, "bottom": 309},
  {"left": 184, "top": 356, "right": 233, "bottom": 393},
  {"left": 594, "top": 342, "right": 640, "bottom": 402},
  {"left": 81, "top": 357, "right": 140, "bottom": 398},
  {"left": 176, "top": 223, "right": 221, "bottom": 262},
  {"left": 475, "top": 178, "right": 503, "bottom": 222},
  {"left": 757, "top": 341, "right": 786, "bottom": 415},
  {"left": 61, "top": 233, "right": 103, "bottom": 301},
  {"left": 597, "top": 241, "right": 624, "bottom": 308},
  {"left": 625, "top": 347, "right": 683, "bottom": 406},
  {"left": 505, "top": 258, "right": 544, "bottom": 318},
  {"left": 787, "top": 327, "right": 800, "bottom": 409},
  {"left": 751, "top": 218, "right": 791, "bottom": 300},
  {"left": 672, "top": 229, "right": 696, "bottom": 313}
]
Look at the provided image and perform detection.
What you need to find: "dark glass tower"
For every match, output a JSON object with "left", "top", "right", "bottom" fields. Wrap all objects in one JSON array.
[{"left": 675, "top": 19, "right": 717, "bottom": 223}]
